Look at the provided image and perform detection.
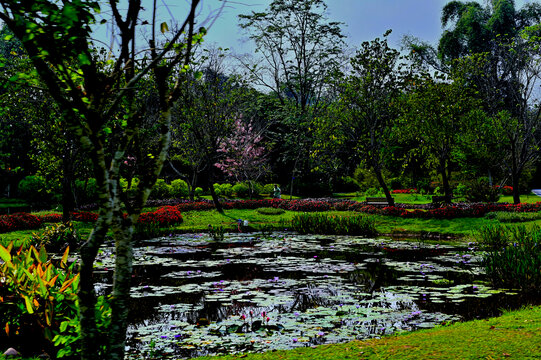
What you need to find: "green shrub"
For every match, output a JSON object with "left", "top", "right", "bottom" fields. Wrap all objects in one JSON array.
[
  {"left": 170, "top": 179, "right": 189, "bottom": 198},
  {"left": 150, "top": 179, "right": 172, "bottom": 199},
  {"left": 364, "top": 187, "right": 381, "bottom": 196},
  {"left": 0, "top": 243, "right": 80, "bottom": 356},
  {"left": 453, "top": 183, "right": 469, "bottom": 199},
  {"left": 18, "top": 175, "right": 52, "bottom": 206},
  {"left": 256, "top": 207, "right": 285, "bottom": 215},
  {"left": 233, "top": 182, "right": 250, "bottom": 198},
  {"left": 74, "top": 178, "right": 98, "bottom": 204},
  {"left": 263, "top": 183, "right": 275, "bottom": 195},
  {"left": 213, "top": 183, "right": 222, "bottom": 197},
  {"left": 119, "top": 177, "right": 139, "bottom": 198},
  {"left": 250, "top": 181, "right": 264, "bottom": 197},
  {"left": 290, "top": 213, "right": 377, "bottom": 235},
  {"left": 465, "top": 178, "right": 501, "bottom": 203},
  {"left": 353, "top": 167, "right": 390, "bottom": 191},
  {"left": 31, "top": 222, "right": 79, "bottom": 252},
  {"left": 194, "top": 187, "right": 204, "bottom": 198},
  {"left": 476, "top": 223, "right": 541, "bottom": 293},
  {"left": 219, "top": 183, "right": 234, "bottom": 197}
]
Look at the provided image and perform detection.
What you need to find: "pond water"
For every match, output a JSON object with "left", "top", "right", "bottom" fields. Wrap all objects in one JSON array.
[{"left": 92, "top": 232, "right": 534, "bottom": 359}]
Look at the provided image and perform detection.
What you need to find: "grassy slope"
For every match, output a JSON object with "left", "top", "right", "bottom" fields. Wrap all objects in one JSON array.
[{"left": 195, "top": 305, "right": 541, "bottom": 360}]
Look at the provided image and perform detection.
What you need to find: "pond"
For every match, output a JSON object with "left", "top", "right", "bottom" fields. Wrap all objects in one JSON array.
[{"left": 92, "top": 232, "right": 535, "bottom": 359}]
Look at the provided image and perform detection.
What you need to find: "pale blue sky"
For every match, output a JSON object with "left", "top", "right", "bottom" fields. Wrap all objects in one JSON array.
[{"left": 193, "top": 0, "right": 536, "bottom": 53}]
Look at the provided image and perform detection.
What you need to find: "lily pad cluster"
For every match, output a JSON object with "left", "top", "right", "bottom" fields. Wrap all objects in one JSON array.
[{"left": 88, "top": 232, "right": 520, "bottom": 359}]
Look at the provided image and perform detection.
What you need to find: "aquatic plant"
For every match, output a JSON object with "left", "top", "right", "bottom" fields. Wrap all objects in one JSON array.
[
  {"left": 484, "top": 211, "right": 541, "bottom": 223},
  {"left": 290, "top": 213, "right": 377, "bottom": 235},
  {"left": 208, "top": 225, "right": 225, "bottom": 242},
  {"left": 477, "top": 224, "right": 541, "bottom": 293}
]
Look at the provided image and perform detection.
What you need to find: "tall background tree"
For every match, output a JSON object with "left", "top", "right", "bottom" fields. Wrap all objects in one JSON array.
[
  {"left": 0, "top": 1, "right": 205, "bottom": 359},
  {"left": 406, "top": 0, "right": 541, "bottom": 203},
  {"left": 336, "top": 30, "right": 403, "bottom": 205},
  {"left": 171, "top": 47, "right": 253, "bottom": 211},
  {"left": 238, "top": 0, "right": 346, "bottom": 196}
]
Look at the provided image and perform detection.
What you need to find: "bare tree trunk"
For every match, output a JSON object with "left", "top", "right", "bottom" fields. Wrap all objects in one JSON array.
[
  {"left": 108, "top": 212, "right": 135, "bottom": 360},
  {"left": 511, "top": 144, "right": 521, "bottom": 204}
]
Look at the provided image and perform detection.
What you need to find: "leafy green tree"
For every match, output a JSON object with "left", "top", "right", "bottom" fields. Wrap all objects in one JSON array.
[
  {"left": 171, "top": 48, "right": 252, "bottom": 210},
  {"left": 239, "top": 0, "right": 346, "bottom": 196},
  {"left": 406, "top": 0, "right": 541, "bottom": 203},
  {"left": 0, "top": 26, "right": 36, "bottom": 197},
  {"left": 1, "top": 26, "right": 90, "bottom": 219},
  {"left": 0, "top": 1, "right": 203, "bottom": 360},
  {"left": 398, "top": 72, "right": 482, "bottom": 201},
  {"left": 334, "top": 31, "right": 403, "bottom": 204}
]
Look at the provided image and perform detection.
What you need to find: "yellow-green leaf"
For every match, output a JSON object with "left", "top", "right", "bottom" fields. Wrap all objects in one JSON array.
[
  {"left": 160, "top": 22, "right": 169, "bottom": 34},
  {"left": 38, "top": 246, "right": 47, "bottom": 263},
  {"left": 22, "top": 295, "right": 34, "bottom": 314},
  {"left": 0, "top": 245, "right": 11, "bottom": 263},
  {"left": 61, "top": 246, "right": 69, "bottom": 268}
]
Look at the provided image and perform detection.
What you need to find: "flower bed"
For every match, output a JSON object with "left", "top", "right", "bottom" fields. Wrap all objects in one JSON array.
[
  {"left": 138, "top": 206, "right": 183, "bottom": 225},
  {"left": 71, "top": 211, "right": 99, "bottom": 222},
  {"left": 6, "top": 200, "right": 541, "bottom": 233},
  {"left": 34, "top": 207, "right": 184, "bottom": 227},
  {"left": 0, "top": 212, "right": 42, "bottom": 233},
  {"left": 38, "top": 213, "right": 64, "bottom": 223}
]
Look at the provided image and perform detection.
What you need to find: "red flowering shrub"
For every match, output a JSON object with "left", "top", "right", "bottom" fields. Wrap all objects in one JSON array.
[
  {"left": 494, "top": 185, "right": 513, "bottom": 195},
  {"left": 382, "top": 206, "right": 408, "bottom": 217},
  {"left": 138, "top": 206, "right": 183, "bottom": 225},
  {"left": 71, "top": 211, "right": 99, "bottom": 222},
  {"left": 38, "top": 213, "right": 63, "bottom": 223},
  {"left": 0, "top": 212, "right": 42, "bottom": 233}
]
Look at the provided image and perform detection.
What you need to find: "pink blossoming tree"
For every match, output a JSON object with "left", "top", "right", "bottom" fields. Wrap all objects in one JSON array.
[{"left": 215, "top": 116, "right": 268, "bottom": 198}]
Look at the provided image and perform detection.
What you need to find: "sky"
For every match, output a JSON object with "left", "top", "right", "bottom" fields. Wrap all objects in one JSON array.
[{"left": 190, "top": 0, "right": 537, "bottom": 54}]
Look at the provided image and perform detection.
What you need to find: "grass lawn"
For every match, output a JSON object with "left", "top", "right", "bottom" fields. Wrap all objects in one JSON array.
[
  {"left": 6, "top": 208, "right": 541, "bottom": 248},
  {"left": 499, "top": 194, "right": 541, "bottom": 204},
  {"left": 194, "top": 305, "right": 541, "bottom": 360}
]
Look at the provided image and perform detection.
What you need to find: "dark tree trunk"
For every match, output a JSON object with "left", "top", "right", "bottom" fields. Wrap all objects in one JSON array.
[
  {"left": 108, "top": 214, "right": 135, "bottom": 360},
  {"left": 373, "top": 164, "right": 394, "bottom": 206},
  {"left": 511, "top": 146, "right": 521, "bottom": 204},
  {"left": 207, "top": 169, "right": 223, "bottom": 213},
  {"left": 512, "top": 171, "right": 521, "bottom": 204},
  {"left": 62, "top": 155, "right": 75, "bottom": 222},
  {"left": 440, "top": 158, "right": 452, "bottom": 203}
]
